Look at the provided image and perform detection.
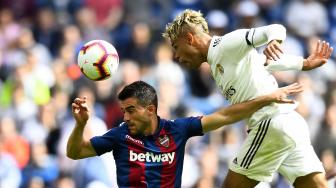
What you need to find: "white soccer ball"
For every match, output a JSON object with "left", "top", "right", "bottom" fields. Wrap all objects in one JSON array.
[{"left": 77, "top": 40, "right": 119, "bottom": 81}]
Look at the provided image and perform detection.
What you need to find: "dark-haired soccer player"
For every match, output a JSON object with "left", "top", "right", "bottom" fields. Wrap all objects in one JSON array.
[{"left": 67, "top": 80, "right": 302, "bottom": 187}]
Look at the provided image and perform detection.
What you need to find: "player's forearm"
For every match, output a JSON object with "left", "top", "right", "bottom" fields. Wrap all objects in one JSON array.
[
  {"left": 249, "top": 24, "right": 286, "bottom": 47},
  {"left": 265, "top": 54, "right": 304, "bottom": 72},
  {"left": 202, "top": 96, "right": 273, "bottom": 132},
  {"left": 218, "top": 96, "right": 273, "bottom": 124},
  {"left": 66, "top": 123, "right": 86, "bottom": 159}
]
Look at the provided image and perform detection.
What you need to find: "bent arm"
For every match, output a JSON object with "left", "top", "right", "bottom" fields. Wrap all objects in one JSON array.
[
  {"left": 218, "top": 24, "right": 286, "bottom": 64},
  {"left": 246, "top": 24, "right": 286, "bottom": 48},
  {"left": 66, "top": 123, "right": 97, "bottom": 160}
]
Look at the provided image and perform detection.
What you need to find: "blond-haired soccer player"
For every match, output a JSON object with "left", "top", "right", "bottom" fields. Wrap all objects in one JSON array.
[{"left": 163, "top": 9, "right": 333, "bottom": 188}]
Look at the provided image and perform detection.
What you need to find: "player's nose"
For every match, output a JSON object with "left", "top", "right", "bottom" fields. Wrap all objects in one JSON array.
[
  {"left": 123, "top": 113, "right": 130, "bottom": 122},
  {"left": 173, "top": 53, "right": 180, "bottom": 62}
]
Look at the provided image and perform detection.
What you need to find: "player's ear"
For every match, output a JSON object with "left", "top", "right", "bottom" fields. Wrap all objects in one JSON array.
[
  {"left": 186, "top": 32, "right": 194, "bottom": 45},
  {"left": 147, "top": 104, "right": 156, "bottom": 114}
]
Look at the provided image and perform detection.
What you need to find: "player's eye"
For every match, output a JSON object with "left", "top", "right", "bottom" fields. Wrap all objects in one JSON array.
[{"left": 127, "top": 109, "right": 135, "bottom": 114}]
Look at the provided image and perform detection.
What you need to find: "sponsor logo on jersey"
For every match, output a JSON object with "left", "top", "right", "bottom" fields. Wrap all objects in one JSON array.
[
  {"left": 213, "top": 37, "right": 222, "bottom": 47},
  {"left": 129, "top": 150, "right": 175, "bottom": 164},
  {"left": 216, "top": 64, "right": 224, "bottom": 74},
  {"left": 233, "top": 157, "right": 238, "bottom": 165},
  {"left": 158, "top": 135, "right": 170, "bottom": 148},
  {"left": 224, "top": 85, "right": 236, "bottom": 100},
  {"left": 126, "top": 135, "right": 144, "bottom": 145}
]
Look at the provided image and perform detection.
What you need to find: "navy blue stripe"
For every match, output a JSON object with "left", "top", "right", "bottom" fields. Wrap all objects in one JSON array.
[
  {"left": 245, "top": 119, "right": 271, "bottom": 169},
  {"left": 240, "top": 120, "right": 265, "bottom": 167}
]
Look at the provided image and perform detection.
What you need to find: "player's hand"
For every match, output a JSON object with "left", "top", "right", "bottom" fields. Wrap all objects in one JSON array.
[
  {"left": 302, "top": 40, "right": 333, "bottom": 71},
  {"left": 72, "top": 97, "right": 89, "bottom": 127},
  {"left": 270, "top": 83, "right": 303, "bottom": 104},
  {"left": 264, "top": 40, "right": 283, "bottom": 62}
]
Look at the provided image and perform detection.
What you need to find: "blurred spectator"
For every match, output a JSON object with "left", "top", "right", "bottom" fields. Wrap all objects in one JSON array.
[
  {"left": 32, "top": 7, "right": 62, "bottom": 56},
  {"left": 234, "top": 0, "right": 266, "bottom": 28},
  {"left": 314, "top": 104, "right": 336, "bottom": 157},
  {"left": 285, "top": 0, "right": 329, "bottom": 39},
  {"left": 0, "top": 8, "right": 21, "bottom": 58},
  {"left": 6, "top": 80, "right": 38, "bottom": 124},
  {"left": 14, "top": 27, "right": 52, "bottom": 66},
  {"left": 0, "top": 116, "right": 30, "bottom": 169},
  {"left": 254, "top": 0, "right": 284, "bottom": 23},
  {"left": 181, "top": 153, "right": 200, "bottom": 188},
  {"left": 295, "top": 73, "right": 326, "bottom": 142},
  {"left": 0, "top": 134, "right": 22, "bottom": 188},
  {"left": 21, "top": 102, "right": 59, "bottom": 145},
  {"left": 55, "top": 173, "right": 75, "bottom": 188},
  {"left": 14, "top": 50, "right": 53, "bottom": 105},
  {"left": 74, "top": 7, "right": 110, "bottom": 42},
  {"left": 320, "top": 149, "right": 336, "bottom": 185},
  {"left": 95, "top": 78, "right": 123, "bottom": 129},
  {"left": 0, "top": 0, "right": 35, "bottom": 20},
  {"left": 214, "top": 128, "right": 241, "bottom": 187},
  {"left": 21, "top": 142, "right": 59, "bottom": 188},
  {"left": 124, "top": 0, "right": 171, "bottom": 30},
  {"left": 85, "top": 0, "right": 123, "bottom": 26},
  {"left": 125, "top": 22, "right": 155, "bottom": 68},
  {"left": 206, "top": 10, "right": 229, "bottom": 36}
]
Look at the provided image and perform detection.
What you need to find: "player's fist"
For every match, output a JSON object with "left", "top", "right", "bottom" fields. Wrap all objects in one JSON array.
[{"left": 72, "top": 97, "right": 89, "bottom": 127}]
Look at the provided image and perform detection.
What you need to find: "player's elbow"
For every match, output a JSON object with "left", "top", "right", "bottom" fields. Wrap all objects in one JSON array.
[
  {"left": 66, "top": 147, "right": 82, "bottom": 160},
  {"left": 270, "top": 24, "right": 286, "bottom": 32},
  {"left": 66, "top": 151, "right": 79, "bottom": 160}
]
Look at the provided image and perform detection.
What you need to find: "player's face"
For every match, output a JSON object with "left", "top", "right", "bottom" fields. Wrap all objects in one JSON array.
[
  {"left": 172, "top": 35, "right": 204, "bottom": 69},
  {"left": 120, "top": 97, "right": 152, "bottom": 136}
]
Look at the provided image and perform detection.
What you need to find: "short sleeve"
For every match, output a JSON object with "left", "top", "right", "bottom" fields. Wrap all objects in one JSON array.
[
  {"left": 90, "top": 127, "right": 120, "bottom": 156},
  {"left": 174, "top": 116, "right": 204, "bottom": 138}
]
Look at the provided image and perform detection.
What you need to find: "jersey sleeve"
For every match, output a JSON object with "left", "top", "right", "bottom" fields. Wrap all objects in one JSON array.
[
  {"left": 246, "top": 24, "right": 286, "bottom": 47},
  {"left": 90, "top": 127, "right": 120, "bottom": 156},
  {"left": 265, "top": 54, "right": 304, "bottom": 72},
  {"left": 210, "top": 24, "right": 286, "bottom": 65},
  {"left": 174, "top": 116, "right": 204, "bottom": 138}
]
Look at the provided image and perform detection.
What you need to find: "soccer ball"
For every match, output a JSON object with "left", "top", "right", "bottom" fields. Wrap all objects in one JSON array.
[{"left": 77, "top": 40, "right": 119, "bottom": 81}]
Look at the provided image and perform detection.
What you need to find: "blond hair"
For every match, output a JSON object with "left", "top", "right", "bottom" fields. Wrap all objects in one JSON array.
[{"left": 162, "top": 9, "right": 209, "bottom": 43}]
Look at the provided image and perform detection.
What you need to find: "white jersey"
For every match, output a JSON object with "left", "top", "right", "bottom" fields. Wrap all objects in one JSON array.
[{"left": 207, "top": 24, "right": 304, "bottom": 128}]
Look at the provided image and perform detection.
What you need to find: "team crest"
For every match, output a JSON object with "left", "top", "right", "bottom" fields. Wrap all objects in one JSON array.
[
  {"left": 216, "top": 64, "right": 224, "bottom": 74},
  {"left": 158, "top": 135, "right": 170, "bottom": 148}
]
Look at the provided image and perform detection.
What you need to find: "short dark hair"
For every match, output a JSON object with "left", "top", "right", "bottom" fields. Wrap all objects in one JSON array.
[{"left": 118, "top": 81, "right": 158, "bottom": 110}]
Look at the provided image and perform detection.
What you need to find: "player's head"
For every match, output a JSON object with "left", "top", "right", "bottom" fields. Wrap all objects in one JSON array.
[
  {"left": 163, "top": 9, "right": 210, "bottom": 69},
  {"left": 118, "top": 81, "right": 158, "bottom": 135}
]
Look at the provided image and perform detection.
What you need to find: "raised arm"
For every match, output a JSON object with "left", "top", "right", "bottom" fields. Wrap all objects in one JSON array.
[
  {"left": 66, "top": 97, "right": 97, "bottom": 160},
  {"left": 201, "top": 83, "right": 303, "bottom": 133},
  {"left": 245, "top": 24, "right": 286, "bottom": 48},
  {"left": 217, "top": 24, "right": 286, "bottom": 64}
]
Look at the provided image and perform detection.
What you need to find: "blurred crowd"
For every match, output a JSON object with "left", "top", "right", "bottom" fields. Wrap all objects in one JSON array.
[{"left": 1, "top": 0, "right": 336, "bottom": 188}]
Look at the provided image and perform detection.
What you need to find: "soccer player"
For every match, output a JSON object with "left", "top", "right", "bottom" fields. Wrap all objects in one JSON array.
[
  {"left": 67, "top": 80, "right": 302, "bottom": 187},
  {"left": 163, "top": 9, "right": 333, "bottom": 188}
]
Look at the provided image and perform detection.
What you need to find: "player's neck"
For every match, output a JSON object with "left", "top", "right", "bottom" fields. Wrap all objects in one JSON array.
[
  {"left": 199, "top": 33, "right": 212, "bottom": 61},
  {"left": 144, "top": 116, "right": 159, "bottom": 136}
]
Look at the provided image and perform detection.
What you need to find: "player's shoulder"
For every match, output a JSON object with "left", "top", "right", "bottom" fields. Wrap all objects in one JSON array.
[
  {"left": 169, "top": 116, "right": 202, "bottom": 126},
  {"left": 105, "top": 122, "right": 128, "bottom": 135}
]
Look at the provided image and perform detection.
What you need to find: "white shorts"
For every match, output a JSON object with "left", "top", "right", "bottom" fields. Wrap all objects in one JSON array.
[{"left": 230, "top": 111, "right": 325, "bottom": 184}]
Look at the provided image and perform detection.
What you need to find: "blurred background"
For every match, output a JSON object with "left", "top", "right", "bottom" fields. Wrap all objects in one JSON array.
[{"left": 0, "top": 0, "right": 336, "bottom": 187}]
